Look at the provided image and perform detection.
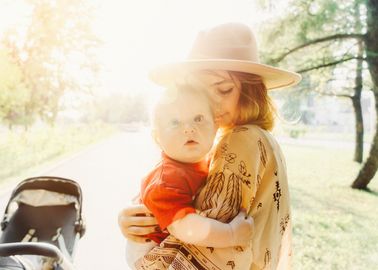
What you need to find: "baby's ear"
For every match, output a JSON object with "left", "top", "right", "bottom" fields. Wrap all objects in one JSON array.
[{"left": 151, "top": 129, "right": 160, "bottom": 146}]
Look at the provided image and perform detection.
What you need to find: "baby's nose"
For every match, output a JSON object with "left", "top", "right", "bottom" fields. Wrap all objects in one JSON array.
[{"left": 183, "top": 123, "right": 196, "bottom": 134}]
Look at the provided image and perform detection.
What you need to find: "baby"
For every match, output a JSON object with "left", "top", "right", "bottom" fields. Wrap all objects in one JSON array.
[{"left": 126, "top": 84, "right": 253, "bottom": 269}]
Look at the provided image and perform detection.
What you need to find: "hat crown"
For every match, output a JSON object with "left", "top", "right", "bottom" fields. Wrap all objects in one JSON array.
[
  {"left": 150, "top": 22, "right": 301, "bottom": 90},
  {"left": 188, "top": 23, "right": 259, "bottom": 62}
]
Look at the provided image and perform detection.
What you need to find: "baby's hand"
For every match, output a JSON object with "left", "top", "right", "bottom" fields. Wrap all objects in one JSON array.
[{"left": 229, "top": 210, "right": 254, "bottom": 246}]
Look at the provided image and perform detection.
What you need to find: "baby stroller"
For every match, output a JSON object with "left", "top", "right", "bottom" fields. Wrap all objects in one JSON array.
[{"left": 0, "top": 176, "right": 85, "bottom": 270}]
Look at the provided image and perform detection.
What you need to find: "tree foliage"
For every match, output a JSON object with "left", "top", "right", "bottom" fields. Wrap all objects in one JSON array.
[
  {"left": 259, "top": 0, "right": 378, "bottom": 188},
  {"left": 0, "top": 50, "right": 31, "bottom": 128},
  {"left": 260, "top": 0, "right": 366, "bottom": 89},
  {"left": 0, "top": 0, "right": 101, "bottom": 128}
]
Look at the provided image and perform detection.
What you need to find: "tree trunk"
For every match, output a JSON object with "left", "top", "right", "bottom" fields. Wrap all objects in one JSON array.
[
  {"left": 352, "top": 95, "right": 364, "bottom": 163},
  {"left": 352, "top": 40, "right": 364, "bottom": 163},
  {"left": 351, "top": 0, "right": 378, "bottom": 189},
  {"left": 351, "top": 92, "right": 378, "bottom": 189}
]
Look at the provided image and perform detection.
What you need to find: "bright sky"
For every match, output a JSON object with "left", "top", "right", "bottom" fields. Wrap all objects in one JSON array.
[
  {"left": 0, "top": 0, "right": 286, "bottom": 104},
  {"left": 94, "top": 0, "right": 264, "bottom": 101}
]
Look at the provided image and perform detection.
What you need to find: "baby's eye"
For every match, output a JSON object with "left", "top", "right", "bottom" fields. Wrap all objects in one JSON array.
[
  {"left": 194, "top": 115, "right": 204, "bottom": 123},
  {"left": 170, "top": 119, "right": 180, "bottom": 127}
]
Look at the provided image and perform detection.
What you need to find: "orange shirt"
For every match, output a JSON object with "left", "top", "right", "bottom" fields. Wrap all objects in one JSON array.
[{"left": 140, "top": 152, "right": 208, "bottom": 243}]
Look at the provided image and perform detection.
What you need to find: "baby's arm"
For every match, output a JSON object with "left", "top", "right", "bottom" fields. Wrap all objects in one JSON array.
[{"left": 167, "top": 210, "right": 253, "bottom": 248}]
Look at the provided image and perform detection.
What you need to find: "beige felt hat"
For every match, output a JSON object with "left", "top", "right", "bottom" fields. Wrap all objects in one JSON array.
[{"left": 149, "top": 23, "right": 301, "bottom": 90}]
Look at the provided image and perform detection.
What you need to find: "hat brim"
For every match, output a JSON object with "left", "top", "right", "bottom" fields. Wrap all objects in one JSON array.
[{"left": 149, "top": 59, "right": 301, "bottom": 90}]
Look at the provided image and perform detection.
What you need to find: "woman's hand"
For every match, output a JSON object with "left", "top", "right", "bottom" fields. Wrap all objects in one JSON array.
[{"left": 118, "top": 204, "right": 158, "bottom": 243}]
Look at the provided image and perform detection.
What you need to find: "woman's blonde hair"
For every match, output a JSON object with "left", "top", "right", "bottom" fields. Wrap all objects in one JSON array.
[{"left": 230, "top": 71, "right": 276, "bottom": 131}]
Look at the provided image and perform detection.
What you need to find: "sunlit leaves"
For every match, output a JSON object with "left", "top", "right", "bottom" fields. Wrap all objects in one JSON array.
[
  {"left": 0, "top": 0, "right": 100, "bottom": 128},
  {"left": 260, "top": 0, "right": 367, "bottom": 94},
  {"left": 0, "top": 50, "right": 30, "bottom": 126}
]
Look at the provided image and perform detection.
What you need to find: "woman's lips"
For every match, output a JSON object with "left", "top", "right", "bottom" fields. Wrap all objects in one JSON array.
[{"left": 215, "top": 113, "right": 225, "bottom": 120}]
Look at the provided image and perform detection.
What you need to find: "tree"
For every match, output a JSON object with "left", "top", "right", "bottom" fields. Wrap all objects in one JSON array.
[
  {"left": 260, "top": 0, "right": 378, "bottom": 189},
  {"left": 1, "top": 0, "right": 101, "bottom": 128},
  {"left": 351, "top": 0, "right": 378, "bottom": 189},
  {"left": 260, "top": 0, "right": 368, "bottom": 162},
  {"left": 0, "top": 50, "right": 31, "bottom": 129}
]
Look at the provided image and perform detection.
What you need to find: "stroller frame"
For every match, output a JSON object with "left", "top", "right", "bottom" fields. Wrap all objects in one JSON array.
[{"left": 0, "top": 176, "right": 85, "bottom": 270}]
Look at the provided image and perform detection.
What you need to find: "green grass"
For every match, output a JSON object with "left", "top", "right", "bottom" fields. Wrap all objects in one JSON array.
[
  {"left": 0, "top": 123, "right": 115, "bottom": 187},
  {"left": 280, "top": 124, "right": 374, "bottom": 143},
  {"left": 283, "top": 144, "right": 378, "bottom": 269}
]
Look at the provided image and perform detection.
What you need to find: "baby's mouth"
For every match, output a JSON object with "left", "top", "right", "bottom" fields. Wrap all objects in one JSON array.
[{"left": 185, "top": 140, "right": 198, "bottom": 145}]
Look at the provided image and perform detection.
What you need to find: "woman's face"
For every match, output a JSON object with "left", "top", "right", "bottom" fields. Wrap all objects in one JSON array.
[{"left": 193, "top": 70, "right": 241, "bottom": 127}]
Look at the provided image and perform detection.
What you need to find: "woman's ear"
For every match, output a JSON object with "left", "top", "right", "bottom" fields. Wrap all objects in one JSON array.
[{"left": 213, "top": 120, "right": 219, "bottom": 130}]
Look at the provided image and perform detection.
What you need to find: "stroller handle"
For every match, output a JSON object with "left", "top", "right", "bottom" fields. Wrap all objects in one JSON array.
[
  {"left": 0, "top": 242, "right": 76, "bottom": 270},
  {"left": 0, "top": 242, "right": 62, "bottom": 257}
]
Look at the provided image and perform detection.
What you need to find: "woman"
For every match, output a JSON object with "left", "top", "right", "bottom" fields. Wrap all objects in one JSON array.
[{"left": 119, "top": 22, "right": 301, "bottom": 269}]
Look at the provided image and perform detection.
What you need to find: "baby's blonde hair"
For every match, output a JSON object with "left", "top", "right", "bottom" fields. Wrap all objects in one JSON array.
[{"left": 151, "top": 83, "right": 212, "bottom": 132}]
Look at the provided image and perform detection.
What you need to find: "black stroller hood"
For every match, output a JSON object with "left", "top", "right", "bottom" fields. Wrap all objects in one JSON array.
[
  {"left": 0, "top": 176, "right": 85, "bottom": 259},
  {"left": 6, "top": 176, "right": 83, "bottom": 208}
]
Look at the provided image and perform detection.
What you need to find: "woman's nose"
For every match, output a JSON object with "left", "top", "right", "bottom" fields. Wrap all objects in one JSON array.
[
  {"left": 208, "top": 93, "right": 221, "bottom": 104},
  {"left": 207, "top": 95, "right": 222, "bottom": 113},
  {"left": 210, "top": 103, "right": 222, "bottom": 116}
]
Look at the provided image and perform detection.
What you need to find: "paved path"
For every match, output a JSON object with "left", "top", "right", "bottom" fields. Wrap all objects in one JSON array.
[{"left": 1, "top": 129, "right": 160, "bottom": 270}]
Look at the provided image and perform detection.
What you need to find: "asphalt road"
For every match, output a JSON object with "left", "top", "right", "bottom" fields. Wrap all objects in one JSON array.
[{"left": 0, "top": 129, "right": 160, "bottom": 270}]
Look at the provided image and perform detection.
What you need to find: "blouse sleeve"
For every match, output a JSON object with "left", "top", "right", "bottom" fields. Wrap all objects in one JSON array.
[{"left": 195, "top": 126, "right": 272, "bottom": 222}]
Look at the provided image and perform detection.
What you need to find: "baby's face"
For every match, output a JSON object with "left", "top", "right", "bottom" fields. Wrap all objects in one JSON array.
[{"left": 155, "top": 91, "right": 216, "bottom": 163}]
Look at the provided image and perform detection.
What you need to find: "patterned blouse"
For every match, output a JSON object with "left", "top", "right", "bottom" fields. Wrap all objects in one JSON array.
[{"left": 136, "top": 125, "right": 292, "bottom": 270}]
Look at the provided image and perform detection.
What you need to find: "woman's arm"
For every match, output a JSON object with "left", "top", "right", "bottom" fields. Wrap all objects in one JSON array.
[
  {"left": 118, "top": 204, "right": 159, "bottom": 243},
  {"left": 125, "top": 240, "right": 157, "bottom": 270},
  {"left": 195, "top": 127, "right": 267, "bottom": 221},
  {"left": 167, "top": 210, "right": 253, "bottom": 248}
]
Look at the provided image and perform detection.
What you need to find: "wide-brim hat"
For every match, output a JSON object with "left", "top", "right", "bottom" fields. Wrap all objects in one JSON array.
[{"left": 149, "top": 23, "right": 301, "bottom": 90}]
